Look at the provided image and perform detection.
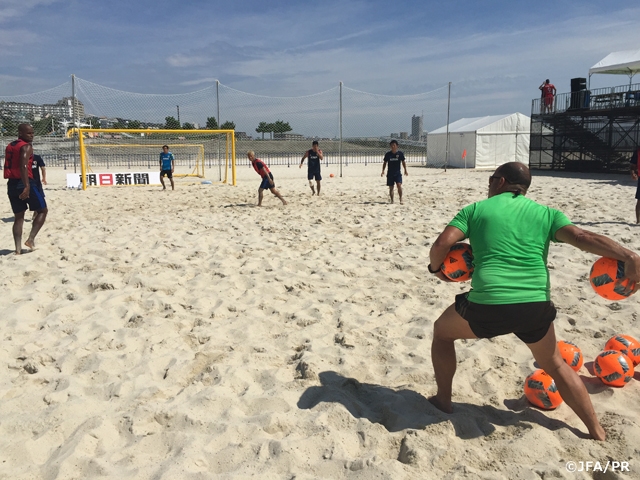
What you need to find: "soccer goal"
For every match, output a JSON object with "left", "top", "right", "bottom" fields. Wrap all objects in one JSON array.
[{"left": 77, "top": 128, "right": 236, "bottom": 190}]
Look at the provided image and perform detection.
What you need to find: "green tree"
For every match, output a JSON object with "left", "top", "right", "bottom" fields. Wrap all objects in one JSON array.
[
  {"left": 266, "top": 122, "right": 276, "bottom": 139},
  {"left": 273, "top": 120, "right": 292, "bottom": 137},
  {"left": 2, "top": 118, "right": 18, "bottom": 136},
  {"left": 112, "top": 120, "right": 127, "bottom": 129},
  {"left": 206, "top": 117, "right": 218, "bottom": 129},
  {"left": 220, "top": 120, "right": 235, "bottom": 130},
  {"left": 128, "top": 120, "right": 141, "bottom": 129},
  {"left": 256, "top": 121, "right": 269, "bottom": 140},
  {"left": 183, "top": 122, "right": 195, "bottom": 130},
  {"left": 165, "top": 116, "right": 180, "bottom": 129},
  {"left": 32, "top": 117, "right": 54, "bottom": 136}
]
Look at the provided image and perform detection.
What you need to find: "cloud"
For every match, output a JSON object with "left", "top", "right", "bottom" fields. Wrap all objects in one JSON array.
[
  {"left": 0, "top": 0, "right": 58, "bottom": 23},
  {"left": 166, "top": 54, "right": 210, "bottom": 68}
]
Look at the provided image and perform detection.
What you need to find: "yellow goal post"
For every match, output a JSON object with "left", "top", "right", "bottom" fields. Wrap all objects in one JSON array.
[{"left": 77, "top": 128, "right": 236, "bottom": 190}]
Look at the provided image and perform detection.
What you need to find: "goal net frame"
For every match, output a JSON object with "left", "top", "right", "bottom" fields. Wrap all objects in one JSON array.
[{"left": 77, "top": 128, "right": 236, "bottom": 190}]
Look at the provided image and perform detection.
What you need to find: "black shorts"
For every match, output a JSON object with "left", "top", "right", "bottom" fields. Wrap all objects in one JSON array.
[
  {"left": 454, "top": 292, "right": 556, "bottom": 344},
  {"left": 308, "top": 168, "right": 322, "bottom": 181},
  {"left": 387, "top": 172, "right": 402, "bottom": 186},
  {"left": 259, "top": 173, "right": 275, "bottom": 190},
  {"left": 7, "top": 180, "right": 47, "bottom": 213},
  {"left": 635, "top": 177, "right": 640, "bottom": 199},
  {"left": 160, "top": 169, "right": 173, "bottom": 178}
]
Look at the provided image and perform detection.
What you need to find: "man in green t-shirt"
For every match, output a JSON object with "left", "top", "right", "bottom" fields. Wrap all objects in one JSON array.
[{"left": 427, "top": 162, "right": 640, "bottom": 441}]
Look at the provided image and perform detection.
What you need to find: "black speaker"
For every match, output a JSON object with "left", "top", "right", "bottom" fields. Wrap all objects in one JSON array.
[
  {"left": 571, "top": 77, "right": 587, "bottom": 92},
  {"left": 569, "top": 91, "right": 588, "bottom": 110}
]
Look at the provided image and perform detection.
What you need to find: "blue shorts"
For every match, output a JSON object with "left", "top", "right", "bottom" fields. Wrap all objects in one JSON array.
[
  {"left": 387, "top": 172, "right": 402, "bottom": 186},
  {"left": 7, "top": 180, "right": 47, "bottom": 213},
  {"left": 454, "top": 292, "right": 556, "bottom": 344},
  {"left": 260, "top": 173, "right": 275, "bottom": 190},
  {"left": 308, "top": 168, "right": 322, "bottom": 181}
]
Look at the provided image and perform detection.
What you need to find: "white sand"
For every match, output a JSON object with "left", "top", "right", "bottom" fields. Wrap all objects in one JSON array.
[{"left": 0, "top": 164, "right": 639, "bottom": 479}]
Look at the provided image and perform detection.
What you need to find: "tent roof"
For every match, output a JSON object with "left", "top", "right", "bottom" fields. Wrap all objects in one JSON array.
[
  {"left": 589, "top": 49, "right": 640, "bottom": 76},
  {"left": 430, "top": 113, "right": 528, "bottom": 134}
]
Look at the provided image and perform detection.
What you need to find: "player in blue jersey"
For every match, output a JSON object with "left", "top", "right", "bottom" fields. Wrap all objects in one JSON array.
[
  {"left": 299, "top": 141, "right": 323, "bottom": 195},
  {"left": 381, "top": 140, "right": 408, "bottom": 204},
  {"left": 159, "top": 145, "right": 175, "bottom": 190}
]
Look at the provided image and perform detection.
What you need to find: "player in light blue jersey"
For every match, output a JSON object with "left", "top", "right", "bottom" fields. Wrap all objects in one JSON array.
[{"left": 159, "top": 145, "right": 175, "bottom": 190}]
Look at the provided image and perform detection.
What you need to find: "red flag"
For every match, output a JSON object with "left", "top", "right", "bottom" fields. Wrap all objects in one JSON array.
[{"left": 462, "top": 149, "right": 467, "bottom": 159}]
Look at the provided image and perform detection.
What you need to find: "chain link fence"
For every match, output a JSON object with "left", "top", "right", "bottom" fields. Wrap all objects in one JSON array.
[{"left": 1, "top": 77, "right": 450, "bottom": 176}]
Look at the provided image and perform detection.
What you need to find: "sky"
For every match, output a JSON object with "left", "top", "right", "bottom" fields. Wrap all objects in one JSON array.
[{"left": 1, "top": 0, "right": 639, "bottom": 131}]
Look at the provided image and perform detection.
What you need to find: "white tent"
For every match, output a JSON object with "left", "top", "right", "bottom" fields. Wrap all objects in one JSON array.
[
  {"left": 589, "top": 49, "right": 640, "bottom": 83},
  {"left": 427, "top": 113, "right": 530, "bottom": 169}
]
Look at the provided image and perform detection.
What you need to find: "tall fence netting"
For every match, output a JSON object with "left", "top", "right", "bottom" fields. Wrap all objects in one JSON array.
[{"left": 1, "top": 77, "right": 451, "bottom": 176}]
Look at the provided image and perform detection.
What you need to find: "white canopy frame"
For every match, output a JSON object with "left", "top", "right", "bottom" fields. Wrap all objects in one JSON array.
[{"left": 588, "top": 49, "right": 640, "bottom": 89}]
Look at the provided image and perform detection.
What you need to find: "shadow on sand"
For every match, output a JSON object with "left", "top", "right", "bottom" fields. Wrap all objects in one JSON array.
[{"left": 297, "top": 371, "right": 584, "bottom": 439}]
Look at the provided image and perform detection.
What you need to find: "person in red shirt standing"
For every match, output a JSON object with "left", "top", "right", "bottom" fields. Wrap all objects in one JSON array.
[
  {"left": 539, "top": 79, "right": 557, "bottom": 114},
  {"left": 247, "top": 151, "right": 287, "bottom": 207},
  {"left": 4, "top": 124, "right": 48, "bottom": 254}
]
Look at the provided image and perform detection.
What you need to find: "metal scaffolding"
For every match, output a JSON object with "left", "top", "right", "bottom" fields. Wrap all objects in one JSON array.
[{"left": 530, "top": 84, "right": 640, "bottom": 173}]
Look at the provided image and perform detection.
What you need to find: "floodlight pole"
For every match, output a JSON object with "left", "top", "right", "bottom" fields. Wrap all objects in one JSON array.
[
  {"left": 339, "top": 81, "right": 343, "bottom": 178},
  {"left": 445, "top": 82, "right": 451, "bottom": 172},
  {"left": 72, "top": 74, "right": 77, "bottom": 173},
  {"left": 217, "top": 80, "right": 222, "bottom": 181},
  {"left": 176, "top": 105, "right": 180, "bottom": 125}
]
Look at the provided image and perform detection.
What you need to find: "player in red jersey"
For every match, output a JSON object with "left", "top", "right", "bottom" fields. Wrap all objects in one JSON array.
[
  {"left": 4, "top": 124, "right": 48, "bottom": 254},
  {"left": 247, "top": 151, "right": 287, "bottom": 206},
  {"left": 539, "top": 79, "right": 556, "bottom": 114}
]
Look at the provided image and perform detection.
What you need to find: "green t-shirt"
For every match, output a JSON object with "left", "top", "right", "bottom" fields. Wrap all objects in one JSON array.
[{"left": 448, "top": 192, "right": 572, "bottom": 304}]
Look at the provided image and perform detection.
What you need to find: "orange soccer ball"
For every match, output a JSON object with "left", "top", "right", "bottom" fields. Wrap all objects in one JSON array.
[
  {"left": 593, "top": 350, "right": 635, "bottom": 387},
  {"left": 589, "top": 257, "right": 636, "bottom": 300},
  {"left": 329, "top": 173, "right": 335, "bottom": 178},
  {"left": 557, "top": 340, "right": 584, "bottom": 372},
  {"left": 604, "top": 334, "right": 640, "bottom": 366},
  {"left": 524, "top": 369, "right": 563, "bottom": 409},
  {"left": 440, "top": 243, "right": 474, "bottom": 282}
]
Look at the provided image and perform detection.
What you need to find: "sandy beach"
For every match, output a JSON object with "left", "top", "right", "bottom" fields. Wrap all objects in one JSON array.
[{"left": 0, "top": 163, "right": 639, "bottom": 479}]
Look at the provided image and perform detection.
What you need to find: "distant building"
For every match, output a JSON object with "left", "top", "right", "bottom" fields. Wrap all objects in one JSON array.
[
  {"left": 399, "top": 132, "right": 408, "bottom": 140},
  {"left": 411, "top": 114, "right": 424, "bottom": 141},
  {"left": 0, "top": 97, "right": 85, "bottom": 119},
  {"left": 274, "top": 132, "right": 304, "bottom": 140}
]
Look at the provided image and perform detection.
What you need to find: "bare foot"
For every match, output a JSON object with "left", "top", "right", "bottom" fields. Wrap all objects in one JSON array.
[
  {"left": 428, "top": 396, "right": 453, "bottom": 414},
  {"left": 25, "top": 239, "right": 35, "bottom": 250},
  {"left": 589, "top": 425, "right": 606, "bottom": 441},
  {"left": 282, "top": 200, "right": 288, "bottom": 205}
]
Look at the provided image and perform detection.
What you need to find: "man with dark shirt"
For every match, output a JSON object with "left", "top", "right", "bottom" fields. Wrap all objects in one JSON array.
[
  {"left": 300, "top": 141, "right": 323, "bottom": 195},
  {"left": 381, "top": 140, "right": 408, "bottom": 204},
  {"left": 31, "top": 154, "right": 46, "bottom": 222}
]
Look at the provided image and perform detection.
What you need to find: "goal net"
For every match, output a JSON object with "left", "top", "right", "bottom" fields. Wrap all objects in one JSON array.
[{"left": 77, "top": 128, "right": 236, "bottom": 190}]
